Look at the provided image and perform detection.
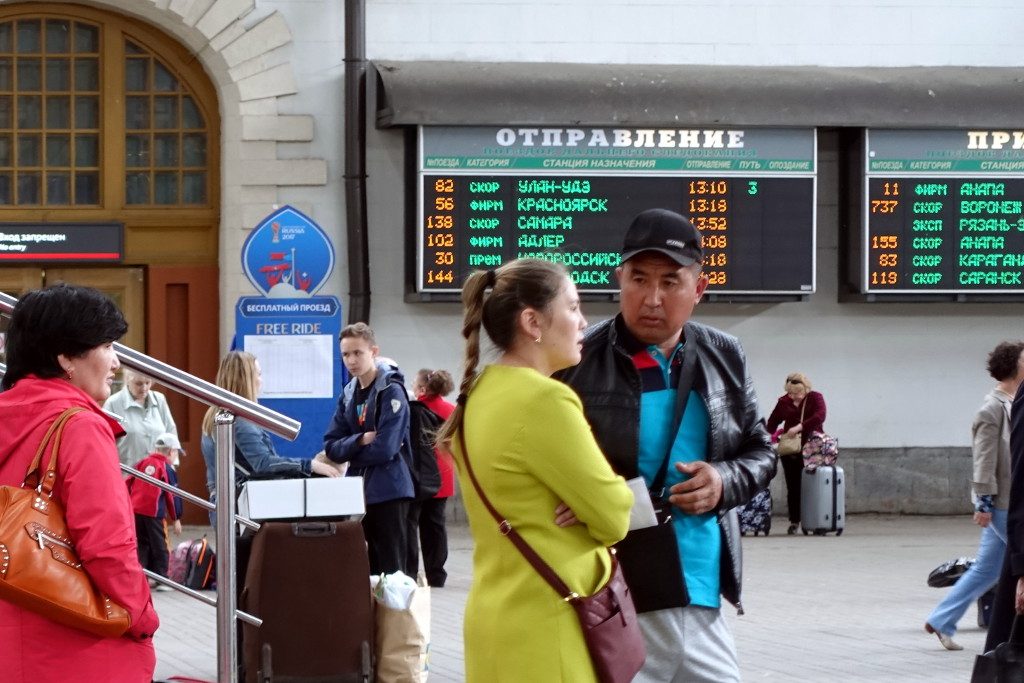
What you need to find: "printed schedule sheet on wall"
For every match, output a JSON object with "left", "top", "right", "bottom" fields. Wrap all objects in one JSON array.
[
  {"left": 863, "top": 129, "right": 1024, "bottom": 295},
  {"left": 416, "top": 126, "right": 817, "bottom": 296}
]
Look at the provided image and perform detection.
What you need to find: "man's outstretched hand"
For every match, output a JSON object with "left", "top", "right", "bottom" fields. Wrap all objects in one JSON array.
[{"left": 668, "top": 461, "right": 723, "bottom": 515}]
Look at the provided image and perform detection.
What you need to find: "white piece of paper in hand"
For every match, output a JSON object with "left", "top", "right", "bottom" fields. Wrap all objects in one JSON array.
[{"left": 626, "top": 476, "right": 659, "bottom": 531}]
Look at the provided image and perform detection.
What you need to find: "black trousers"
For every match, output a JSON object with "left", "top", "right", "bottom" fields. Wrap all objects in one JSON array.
[
  {"left": 363, "top": 498, "right": 409, "bottom": 576},
  {"left": 135, "top": 514, "right": 169, "bottom": 576},
  {"left": 405, "top": 500, "right": 423, "bottom": 578},
  {"left": 419, "top": 497, "right": 449, "bottom": 587},
  {"left": 781, "top": 454, "right": 803, "bottom": 524},
  {"left": 404, "top": 498, "right": 450, "bottom": 587},
  {"left": 985, "top": 550, "right": 1017, "bottom": 651}
]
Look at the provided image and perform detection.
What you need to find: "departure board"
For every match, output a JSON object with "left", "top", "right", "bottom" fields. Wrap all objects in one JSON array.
[
  {"left": 862, "top": 129, "right": 1024, "bottom": 294},
  {"left": 417, "top": 126, "right": 817, "bottom": 296}
]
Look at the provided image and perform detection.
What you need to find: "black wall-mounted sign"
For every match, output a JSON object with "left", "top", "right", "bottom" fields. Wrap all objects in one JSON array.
[
  {"left": 416, "top": 126, "right": 817, "bottom": 297},
  {"left": 860, "top": 129, "right": 1024, "bottom": 295},
  {"left": 0, "top": 223, "right": 124, "bottom": 263}
]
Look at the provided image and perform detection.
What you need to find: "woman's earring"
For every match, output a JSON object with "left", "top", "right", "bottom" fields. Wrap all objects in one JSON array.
[
  {"left": 63, "top": 366, "right": 73, "bottom": 380},
  {"left": 534, "top": 336, "right": 542, "bottom": 344}
]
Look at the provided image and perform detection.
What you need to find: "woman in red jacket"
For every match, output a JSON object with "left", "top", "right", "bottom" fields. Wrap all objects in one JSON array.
[
  {"left": 0, "top": 284, "right": 159, "bottom": 682},
  {"left": 766, "top": 372, "right": 827, "bottom": 535},
  {"left": 412, "top": 368, "right": 456, "bottom": 587}
]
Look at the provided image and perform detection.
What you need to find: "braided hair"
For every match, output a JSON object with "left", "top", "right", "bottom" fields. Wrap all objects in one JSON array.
[{"left": 434, "top": 258, "right": 568, "bottom": 448}]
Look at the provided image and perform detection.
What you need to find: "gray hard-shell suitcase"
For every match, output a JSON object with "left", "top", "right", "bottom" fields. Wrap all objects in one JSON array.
[{"left": 800, "top": 465, "right": 845, "bottom": 536}]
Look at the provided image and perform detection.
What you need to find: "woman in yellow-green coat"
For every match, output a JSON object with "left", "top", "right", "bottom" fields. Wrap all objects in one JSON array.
[{"left": 436, "top": 259, "right": 635, "bottom": 682}]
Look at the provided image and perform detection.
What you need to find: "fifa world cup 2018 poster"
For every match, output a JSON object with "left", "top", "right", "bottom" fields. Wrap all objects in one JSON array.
[{"left": 241, "top": 205, "right": 335, "bottom": 297}]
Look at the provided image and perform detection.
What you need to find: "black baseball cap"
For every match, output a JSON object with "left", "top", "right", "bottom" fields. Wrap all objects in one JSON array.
[{"left": 620, "top": 208, "right": 704, "bottom": 267}]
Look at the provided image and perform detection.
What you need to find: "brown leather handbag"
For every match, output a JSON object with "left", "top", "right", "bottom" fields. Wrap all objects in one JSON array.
[
  {"left": 0, "top": 407, "right": 132, "bottom": 637},
  {"left": 457, "top": 424, "right": 646, "bottom": 683}
]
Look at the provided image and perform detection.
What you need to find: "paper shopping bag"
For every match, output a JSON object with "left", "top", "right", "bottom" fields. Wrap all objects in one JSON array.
[{"left": 374, "top": 574, "right": 431, "bottom": 682}]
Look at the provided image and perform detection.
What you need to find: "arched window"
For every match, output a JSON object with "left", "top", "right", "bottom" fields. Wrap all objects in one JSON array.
[
  {"left": 123, "top": 39, "right": 208, "bottom": 206},
  {"left": 0, "top": 18, "right": 101, "bottom": 205},
  {"left": 0, "top": 4, "right": 221, "bottom": 371},
  {"left": 0, "top": 4, "right": 217, "bottom": 218}
]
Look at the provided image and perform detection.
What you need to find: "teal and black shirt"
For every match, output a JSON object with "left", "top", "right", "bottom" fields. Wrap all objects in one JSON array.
[{"left": 622, "top": 324, "right": 721, "bottom": 608}]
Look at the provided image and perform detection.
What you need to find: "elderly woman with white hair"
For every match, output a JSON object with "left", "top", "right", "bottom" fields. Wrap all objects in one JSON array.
[
  {"left": 766, "top": 372, "right": 827, "bottom": 535},
  {"left": 103, "top": 367, "right": 178, "bottom": 467}
]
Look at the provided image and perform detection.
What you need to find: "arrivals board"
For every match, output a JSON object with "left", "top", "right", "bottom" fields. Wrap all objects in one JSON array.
[
  {"left": 417, "top": 126, "right": 817, "bottom": 295},
  {"left": 863, "top": 129, "right": 1024, "bottom": 294}
]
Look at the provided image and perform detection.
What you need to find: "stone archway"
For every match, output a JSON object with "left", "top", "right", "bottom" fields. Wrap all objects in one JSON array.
[{"left": 64, "top": 0, "right": 329, "bottom": 348}]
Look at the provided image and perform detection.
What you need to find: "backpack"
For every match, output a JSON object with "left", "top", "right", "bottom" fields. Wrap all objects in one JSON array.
[
  {"left": 407, "top": 400, "right": 443, "bottom": 500},
  {"left": 168, "top": 540, "right": 192, "bottom": 584},
  {"left": 184, "top": 536, "right": 216, "bottom": 590}
]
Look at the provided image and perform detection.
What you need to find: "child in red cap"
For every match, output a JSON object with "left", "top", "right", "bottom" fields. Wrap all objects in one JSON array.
[{"left": 128, "top": 432, "right": 183, "bottom": 588}]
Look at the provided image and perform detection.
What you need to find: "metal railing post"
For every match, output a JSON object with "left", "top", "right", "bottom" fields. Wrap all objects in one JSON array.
[{"left": 215, "top": 410, "right": 239, "bottom": 683}]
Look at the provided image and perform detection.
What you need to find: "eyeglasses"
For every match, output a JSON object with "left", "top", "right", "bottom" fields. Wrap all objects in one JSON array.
[{"left": 787, "top": 379, "right": 803, "bottom": 386}]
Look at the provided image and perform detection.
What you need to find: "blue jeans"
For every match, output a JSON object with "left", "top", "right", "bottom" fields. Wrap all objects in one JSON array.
[{"left": 926, "top": 508, "right": 1007, "bottom": 636}]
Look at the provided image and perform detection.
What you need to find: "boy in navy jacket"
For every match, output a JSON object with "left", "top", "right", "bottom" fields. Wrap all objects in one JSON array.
[{"left": 324, "top": 323, "right": 415, "bottom": 575}]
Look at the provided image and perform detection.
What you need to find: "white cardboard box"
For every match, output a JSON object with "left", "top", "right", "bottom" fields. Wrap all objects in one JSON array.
[
  {"left": 237, "top": 476, "right": 365, "bottom": 521},
  {"left": 237, "top": 479, "right": 305, "bottom": 520},
  {"left": 305, "top": 476, "right": 365, "bottom": 519}
]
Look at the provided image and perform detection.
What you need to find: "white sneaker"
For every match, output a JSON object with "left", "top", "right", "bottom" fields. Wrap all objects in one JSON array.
[{"left": 925, "top": 623, "right": 962, "bottom": 651}]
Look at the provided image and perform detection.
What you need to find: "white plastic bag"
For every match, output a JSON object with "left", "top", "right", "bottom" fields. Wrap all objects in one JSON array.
[{"left": 373, "top": 570, "right": 418, "bottom": 610}]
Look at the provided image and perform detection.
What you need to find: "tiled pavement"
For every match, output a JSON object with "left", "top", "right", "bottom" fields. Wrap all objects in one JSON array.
[{"left": 154, "top": 515, "right": 991, "bottom": 682}]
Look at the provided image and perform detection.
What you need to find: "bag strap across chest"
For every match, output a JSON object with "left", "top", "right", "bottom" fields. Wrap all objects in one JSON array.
[{"left": 456, "top": 407, "right": 583, "bottom": 601}]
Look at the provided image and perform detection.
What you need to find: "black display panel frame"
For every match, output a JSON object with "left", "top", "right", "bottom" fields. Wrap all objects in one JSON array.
[
  {"left": 856, "top": 129, "right": 1024, "bottom": 300},
  {"left": 411, "top": 126, "right": 818, "bottom": 301},
  {"left": 0, "top": 222, "right": 124, "bottom": 263}
]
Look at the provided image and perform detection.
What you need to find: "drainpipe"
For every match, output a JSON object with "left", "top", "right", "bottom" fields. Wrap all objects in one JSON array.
[{"left": 344, "top": 0, "right": 371, "bottom": 323}]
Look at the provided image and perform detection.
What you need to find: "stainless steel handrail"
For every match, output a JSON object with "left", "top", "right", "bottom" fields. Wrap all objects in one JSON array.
[
  {"left": 121, "top": 464, "right": 260, "bottom": 532},
  {"left": 115, "top": 343, "right": 300, "bottom": 440},
  {"left": 0, "top": 290, "right": 298, "bottom": 683},
  {"left": 0, "top": 290, "right": 299, "bottom": 440},
  {"left": 144, "top": 570, "right": 262, "bottom": 627}
]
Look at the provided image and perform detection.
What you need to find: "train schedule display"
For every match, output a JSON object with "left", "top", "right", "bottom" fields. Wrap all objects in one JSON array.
[
  {"left": 416, "top": 126, "right": 817, "bottom": 296},
  {"left": 862, "top": 129, "right": 1024, "bottom": 295}
]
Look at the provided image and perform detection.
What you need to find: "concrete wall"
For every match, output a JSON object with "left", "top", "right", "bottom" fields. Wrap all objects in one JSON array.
[
  {"left": 363, "top": 116, "right": 1024, "bottom": 452},
  {"left": 353, "top": 2, "right": 1020, "bottom": 516},
  {"left": 443, "top": 447, "right": 977, "bottom": 519},
  {"left": 50, "top": 0, "right": 1019, "bottom": 513},
  {"left": 366, "top": 1, "right": 1024, "bottom": 67},
  {"left": 768, "top": 449, "right": 974, "bottom": 516}
]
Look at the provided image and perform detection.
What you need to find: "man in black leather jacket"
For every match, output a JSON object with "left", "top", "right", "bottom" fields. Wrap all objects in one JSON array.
[{"left": 558, "top": 208, "right": 776, "bottom": 682}]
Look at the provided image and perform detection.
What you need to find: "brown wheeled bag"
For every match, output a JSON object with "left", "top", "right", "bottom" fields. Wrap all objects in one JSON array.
[{"left": 242, "top": 520, "right": 373, "bottom": 683}]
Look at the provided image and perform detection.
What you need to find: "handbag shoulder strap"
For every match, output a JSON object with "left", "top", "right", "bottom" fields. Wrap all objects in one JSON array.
[
  {"left": 24, "top": 407, "right": 86, "bottom": 494},
  {"left": 456, "top": 411, "right": 579, "bottom": 601},
  {"left": 651, "top": 327, "right": 698, "bottom": 495}
]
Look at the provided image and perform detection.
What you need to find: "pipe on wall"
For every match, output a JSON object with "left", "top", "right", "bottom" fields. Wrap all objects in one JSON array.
[{"left": 344, "top": 0, "right": 370, "bottom": 324}]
